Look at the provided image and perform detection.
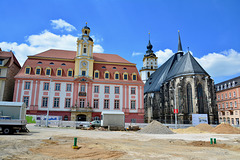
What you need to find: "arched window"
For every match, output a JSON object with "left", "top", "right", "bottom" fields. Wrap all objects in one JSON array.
[
  {"left": 178, "top": 86, "right": 182, "bottom": 113},
  {"left": 45, "top": 67, "right": 51, "bottom": 76},
  {"left": 132, "top": 72, "right": 137, "bottom": 81},
  {"left": 56, "top": 68, "right": 62, "bottom": 76},
  {"left": 104, "top": 71, "right": 110, "bottom": 79},
  {"left": 83, "top": 45, "right": 87, "bottom": 54},
  {"left": 67, "top": 68, "right": 73, "bottom": 77},
  {"left": 35, "top": 66, "right": 41, "bottom": 75},
  {"left": 148, "top": 72, "right": 150, "bottom": 78},
  {"left": 114, "top": 71, "right": 119, "bottom": 80},
  {"left": 25, "top": 66, "right": 31, "bottom": 75},
  {"left": 187, "top": 83, "right": 193, "bottom": 114},
  {"left": 197, "top": 84, "right": 204, "bottom": 114},
  {"left": 123, "top": 72, "right": 128, "bottom": 80},
  {"left": 94, "top": 70, "right": 99, "bottom": 79}
]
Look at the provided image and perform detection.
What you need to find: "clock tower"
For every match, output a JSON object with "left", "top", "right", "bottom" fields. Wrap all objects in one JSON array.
[
  {"left": 139, "top": 34, "right": 158, "bottom": 83},
  {"left": 75, "top": 23, "right": 94, "bottom": 79}
]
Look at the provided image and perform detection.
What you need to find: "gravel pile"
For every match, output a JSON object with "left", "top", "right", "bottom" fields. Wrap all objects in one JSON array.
[
  {"left": 138, "top": 120, "right": 174, "bottom": 134},
  {"left": 210, "top": 123, "right": 240, "bottom": 134},
  {"left": 195, "top": 123, "right": 213, "bottom": 132}
]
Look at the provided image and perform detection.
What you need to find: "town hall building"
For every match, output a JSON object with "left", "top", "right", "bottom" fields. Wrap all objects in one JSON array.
[{"left": 13, "top": 24, "right": 144, "bottom": 123}]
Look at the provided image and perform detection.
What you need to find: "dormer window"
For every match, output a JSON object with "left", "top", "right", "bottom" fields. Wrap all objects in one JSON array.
[
  {"left": 123, "top": 72, "right": 128, "bottom": 80},
  {"left": 132, "top": 73, "right": 137, "bottom": 81},
  {"left": 57, "top": 68, "right": 62, "bottom": 76},
  {"left": 45, "top": 68, "right": 51, "bottom": 76},
  {"left": 94, "top": 70, "right": 99, "bottom": 79},
  {"left": 114, "top": 72, "right": 119, "bottom": 80},
  {"left": 25, "top": 66, "right": 31, "bottom": 75},
  {"left": 233, "top": 81, "right": 235, "bottom": 87},
  {"left": 105, "top": 71, "right": 110, "bottom": 79},
  {"left": 35, "top": 67, "right": 41, "bottom": 75},
  {"left": 67, "top": 69, "right": 73, "bottom": 77}
]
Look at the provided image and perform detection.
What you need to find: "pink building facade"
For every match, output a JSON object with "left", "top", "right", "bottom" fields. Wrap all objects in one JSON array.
[
  {"left": 13, "top": 25, "right": 144, "bottom": 122},
  {"left": 216, "top": 76, "right": 240, "bottom": 126}
]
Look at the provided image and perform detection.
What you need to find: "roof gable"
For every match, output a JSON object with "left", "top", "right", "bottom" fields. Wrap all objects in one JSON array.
[
  {"left": 144, "top": 52, "right": 209, "bottom": 93},
  {"left": 166, "top": 52, "right": 208, "bottom": 80}
]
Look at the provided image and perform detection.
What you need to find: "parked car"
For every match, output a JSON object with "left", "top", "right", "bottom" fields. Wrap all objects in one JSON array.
[{"left": 90, "top": 120, "right": 101, "bottom": 128}]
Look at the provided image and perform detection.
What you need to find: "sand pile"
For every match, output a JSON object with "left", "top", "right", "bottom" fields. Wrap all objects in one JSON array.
[
  {"left": 195, "top": 123, "right": 214, "bottom": 132},
  {"left": 210, "top": 123, "right": 240, "bottom": 134},
  {"left": 138, "top": 120, "right": 174, "bottom": 134},
  {"left": 173, "top": 127, "right": 207, "bottom": 134}
]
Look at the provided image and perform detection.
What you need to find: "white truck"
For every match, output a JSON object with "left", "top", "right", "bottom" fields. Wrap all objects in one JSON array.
[
  {"left": 101, "top": 111, "right": 125, "bottom": 130},
  {"left": 0, "top": 101, "right": 28, "bottom": 134}
]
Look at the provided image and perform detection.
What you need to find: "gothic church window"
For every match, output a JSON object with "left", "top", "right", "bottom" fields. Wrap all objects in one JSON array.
[
  {"left": 197, "top": 84, "right": 204, "bottom": 114},
  {"left": 187, "top": 83, "right": 193, "bottom": 114}
]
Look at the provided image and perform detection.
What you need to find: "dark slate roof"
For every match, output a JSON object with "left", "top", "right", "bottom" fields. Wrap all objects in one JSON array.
[
  {"left": 215, "top": 76, "right": 240, "bottom": 91},
  {"left": 144, "top": 52, "right": 209, "bottom": 93},
  {"left": 79, "top": 35, "right": 93, "bottom": 42},
  {"left": 144, "top": 40, "right": 156, "bottom": 57}
]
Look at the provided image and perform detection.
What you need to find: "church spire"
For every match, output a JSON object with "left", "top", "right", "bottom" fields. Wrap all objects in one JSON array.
[
  {"left": 145, "top": 32, "right": 154, "bottom": 56},
  {"left": 178, "top": 30, "right": 183, "bottom": 52}
]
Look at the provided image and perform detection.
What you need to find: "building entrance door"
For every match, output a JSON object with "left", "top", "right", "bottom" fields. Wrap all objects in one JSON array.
[{"left": 76, "top": 114, "right": 86, "bottom": 121}]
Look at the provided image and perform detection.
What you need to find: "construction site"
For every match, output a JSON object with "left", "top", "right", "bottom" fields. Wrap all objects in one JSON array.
[{"left": 1, "top": 121, "right": 240, "bottom": 160}]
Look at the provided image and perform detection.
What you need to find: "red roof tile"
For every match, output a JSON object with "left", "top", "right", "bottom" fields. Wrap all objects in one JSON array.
[
  {"left": 0, "top": 50, "right": 21, "bottom": 68},
  {"left": 15, "top": 49, "right": 143, "bottom": 85},
  {"left": 32, "top": 49, "right": 133, "bottom": 64}
]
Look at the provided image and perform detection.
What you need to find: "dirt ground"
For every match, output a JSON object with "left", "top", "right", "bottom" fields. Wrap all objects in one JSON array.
[{"left": 1, "top": 124, "right": 240, "bottom": 160}]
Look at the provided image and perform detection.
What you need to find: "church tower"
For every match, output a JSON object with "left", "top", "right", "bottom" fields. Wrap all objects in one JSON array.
[
  {"left": 140, "top": 34, "right": 158, "bottom": 83},
  {"left": 75, "top": 23, "right": 94, "bottom": 79}
]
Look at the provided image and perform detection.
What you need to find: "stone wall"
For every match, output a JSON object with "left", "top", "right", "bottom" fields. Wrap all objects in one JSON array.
[
  {"left": 144, "top": 74, "right": 218, "bottom": 124},
  {"left": 3, "top": 63, "right": 21, "bottom": 101}
]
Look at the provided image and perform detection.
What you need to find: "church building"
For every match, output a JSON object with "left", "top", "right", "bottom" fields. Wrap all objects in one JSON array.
[
  {"left": 13, "top": 24, "right": 144, "bottom": 123},
  {"left": 144, "top": 32, "right": 218, "bottom": 124}
]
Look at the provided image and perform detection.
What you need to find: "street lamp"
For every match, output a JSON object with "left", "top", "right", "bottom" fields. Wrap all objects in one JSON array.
[
  {"left": 46, "top": 76, "right": 52, "bottom": 127},
  {"left": 170, "top": 86, "right": 181, "bottom": 129}
]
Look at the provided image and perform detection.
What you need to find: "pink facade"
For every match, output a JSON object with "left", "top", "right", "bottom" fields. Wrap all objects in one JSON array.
[
  {"left": 216, "top": 77, "right": 240, "bottom": 125},
  {"left": 13, "top": 50, "right": 144, "bottom": 123}
]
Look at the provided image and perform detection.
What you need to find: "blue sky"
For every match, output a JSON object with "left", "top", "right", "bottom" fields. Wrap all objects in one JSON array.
[{"left": 0, "top": 0, "right": 240, "bottom": 83}]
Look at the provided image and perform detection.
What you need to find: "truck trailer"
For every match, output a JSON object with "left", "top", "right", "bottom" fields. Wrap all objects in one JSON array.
[
  {"left": 0, "top": 101, "right": 28, "bottom": 134},
  {"left": 101, "top": 111, "right": 125, "bottom": 130}
]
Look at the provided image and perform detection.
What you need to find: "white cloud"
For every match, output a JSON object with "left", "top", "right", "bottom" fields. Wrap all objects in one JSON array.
[
  {"left": 0, "top": 30, "right": 104, "bottom": 66},
  {"left": 91, "top": 35, "right": 104, "bottom": 43},
  {"left": 195, "top": 49, "right": 240, "bottom": 77},
  {"left": 93, "top": 44, "right": 104, "bottom": 53},
  {"left": 155, "top": 48, "right": 240, "bottom": 78},
  {"left": 132, "top": 52, "right": 143, "bottom": 56},
  {"left": 50, "top": 19, "right": 76, "bottom": 32},
  {"left": 155, "top": 49, "right": 174, "bottom": 65}
]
